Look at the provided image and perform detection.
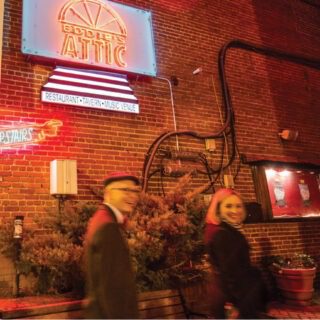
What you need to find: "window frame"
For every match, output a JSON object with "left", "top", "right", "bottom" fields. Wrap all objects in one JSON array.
[{"left": 251, "top": 161, "right": 320, "bottom": 222}]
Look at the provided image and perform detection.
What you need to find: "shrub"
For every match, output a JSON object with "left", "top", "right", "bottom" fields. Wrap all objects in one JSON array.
[
  {"left": 0, "top": 202, "right": 97, "bottom": 295},
  {"left": 129, "top": 186, "right": 208, "bottom": 292},
  {"left": 265, "top": 253, "right": 317, "bottom": 270}
]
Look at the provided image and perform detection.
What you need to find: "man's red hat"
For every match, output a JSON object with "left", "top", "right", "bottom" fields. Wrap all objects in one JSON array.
[{"left": 103, "top": 171, "right": 140, "bottom": 187}]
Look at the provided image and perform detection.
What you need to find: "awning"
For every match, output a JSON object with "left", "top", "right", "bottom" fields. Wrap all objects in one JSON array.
[{"left": 41, "top": 66, "right": 139, "bottom": 114}]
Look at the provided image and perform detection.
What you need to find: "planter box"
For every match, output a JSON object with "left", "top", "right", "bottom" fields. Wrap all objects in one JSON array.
[{"left": 273, "top": 268, "right": 316, "bottom": 306}]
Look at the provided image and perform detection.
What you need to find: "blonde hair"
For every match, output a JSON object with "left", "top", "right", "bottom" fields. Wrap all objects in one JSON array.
[{"left": 205, "top": 188, "right": 244, "bottom": 224}]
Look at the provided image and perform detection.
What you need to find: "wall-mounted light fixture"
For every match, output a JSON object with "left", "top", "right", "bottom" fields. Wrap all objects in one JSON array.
[
  {"left": 278, "top": 129, "right": 299, "bottom": 141},
  {"left": 13, "top": 215, "right": 24, "bottom": 297},
  {"left": 13, "top": 216, "right": 24, "bottom": 239},
  {"left": 192, "top": 67, "right": 203, "bottom": 75}
]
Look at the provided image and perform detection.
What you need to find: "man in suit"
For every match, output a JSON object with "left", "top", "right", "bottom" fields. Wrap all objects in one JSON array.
[{"left": 84, "top": 172, "right": 141, "bottom": 319}]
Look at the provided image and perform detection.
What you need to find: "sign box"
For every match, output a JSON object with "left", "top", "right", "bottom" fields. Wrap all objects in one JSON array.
[{"left": 22, "top": 0, "right": 157, "bottom": 76}]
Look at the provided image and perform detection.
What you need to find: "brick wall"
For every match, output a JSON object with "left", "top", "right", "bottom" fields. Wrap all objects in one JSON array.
[
  {"left": 0, "top": 0, "right": 319, "bottom": 290},
  {"left": 245, "top": 220, "right": 320, "bottom": 290}
]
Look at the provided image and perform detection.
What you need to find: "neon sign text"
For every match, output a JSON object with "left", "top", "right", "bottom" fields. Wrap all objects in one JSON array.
[
  {"left": 59, "top": 0, "right": 127, "bottom": 67},
  {"left": 0, "top": 127, "right": 34, "bottom": 145},
  {"left": 22, "top": 0, "right": 156, "bottom": 76},
  {"left": 0, "top": 120, "right": 63, "bottom": 149}
]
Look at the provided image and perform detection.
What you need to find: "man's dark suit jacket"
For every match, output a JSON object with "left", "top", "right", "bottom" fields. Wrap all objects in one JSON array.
[{"left": 84, "top": 204, "right": 138, "bottom": 319}]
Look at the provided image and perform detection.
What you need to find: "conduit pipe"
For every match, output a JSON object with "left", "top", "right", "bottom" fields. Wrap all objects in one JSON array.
[{"left": 142, "top": 39, "right": 320, "bottom": 192}]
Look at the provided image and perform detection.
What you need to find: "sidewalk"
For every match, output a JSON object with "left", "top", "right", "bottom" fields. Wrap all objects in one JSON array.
[
  {"left": 1, "top": 293, "right": 320, "bottom": 319},
  {"left": 268, "top": 299, "right": 320, "bottom": 319},
  {"left": 0, "top": 294, "right": 83, "bottom": 319}
]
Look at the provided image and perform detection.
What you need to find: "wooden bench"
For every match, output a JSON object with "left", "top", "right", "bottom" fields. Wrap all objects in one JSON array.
[
  {"left": 138, "top": 288, "right": 208, "bottom": 319},
  {"left": 139, "top": 289, "right": 186, "bottom": 319}
]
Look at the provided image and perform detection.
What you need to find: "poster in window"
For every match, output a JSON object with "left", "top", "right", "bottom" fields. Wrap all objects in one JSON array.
[
  {"left": 298, "top": 182, "right": 311, "bottom": 206},
  {"left": 265, "top": 167, "right": 320, "bottom": 218},
  {"left": 274, "top": 178, "right": 286, "bottom": 207}
]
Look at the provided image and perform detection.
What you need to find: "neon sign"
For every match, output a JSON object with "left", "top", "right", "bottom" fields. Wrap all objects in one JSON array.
[
  {"left": 59, "top": 0, "right": 127, "bottom": 67},
  {"left": 22, "top": 0, "right": 157, "bottom": 76},
  {"left": 0, "top": 120, "right": 63, "bottom": 149}
]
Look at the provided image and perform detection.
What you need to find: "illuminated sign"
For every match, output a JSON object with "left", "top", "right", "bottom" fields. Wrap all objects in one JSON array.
[
  {"left": 59, "top": 0, "right": 127, "bottom": 68},
  {"left": 0, "top": 120, "right": 63, "bottom": 149},
  {"left": 0, "top": 0, "right": 4, "bottom": 80},
  {"left": 41, "top": 66, "right": 139, "bottom": 113},
  {"left": 22, "top": 0, "right": 156, "bottom": 76}
]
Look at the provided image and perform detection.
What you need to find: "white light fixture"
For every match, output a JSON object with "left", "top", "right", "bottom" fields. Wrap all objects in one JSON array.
[
  {"left": 192, "top": 67, "right": 202, "bottom": 75},
  {"left": 266, "top": 169, "right": 276, "bottom": 178}
]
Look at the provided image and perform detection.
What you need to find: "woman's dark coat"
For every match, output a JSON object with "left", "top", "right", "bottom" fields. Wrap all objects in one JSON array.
[{"left": 205, "top": 222, "right": 267, "bottom": 319}]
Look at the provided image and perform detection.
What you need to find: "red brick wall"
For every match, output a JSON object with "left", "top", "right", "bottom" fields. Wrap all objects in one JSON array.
[
  {"left": 0, "top": 0, "right": 319, "bottom": 280},
  {"left": 245, "top": 220, "right": 320, "bottom": 289}
]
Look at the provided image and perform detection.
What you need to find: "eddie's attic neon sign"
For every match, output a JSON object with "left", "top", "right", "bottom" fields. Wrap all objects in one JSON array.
[{"left": 59, "top": 0, "right": 127, "bottom": 67}]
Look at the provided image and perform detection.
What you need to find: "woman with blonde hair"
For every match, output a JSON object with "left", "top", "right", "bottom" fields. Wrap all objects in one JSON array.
[{"left": 204, "top": 188, "right": 268, "bottom": 319}]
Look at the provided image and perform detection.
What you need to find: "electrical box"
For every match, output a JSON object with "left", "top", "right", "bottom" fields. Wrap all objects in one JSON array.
[
  {"left": 205, "top": 139, "right": 216, "bottom": 152},
  {"left": 202, "top": 194, "right": 212, "bottom": 206},
  {"left": 50, "top": 159, "right": 78, "bottom": 195},
  {"left": 223, "top": 174, "right": 234, "bottom": 188}
]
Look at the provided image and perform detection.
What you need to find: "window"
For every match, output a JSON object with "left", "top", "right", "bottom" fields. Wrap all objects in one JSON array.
[{"left": 252, "top": 161, "right": 320, "bottom": 220}]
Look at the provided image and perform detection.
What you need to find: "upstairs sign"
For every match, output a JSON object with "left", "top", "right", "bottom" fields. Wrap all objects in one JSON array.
[
  {"left": 22, "top": 0, "right": 156, "bottom": 76},
  {"left": 0, "top": 120, "right": 63, "bottom": 150}
]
